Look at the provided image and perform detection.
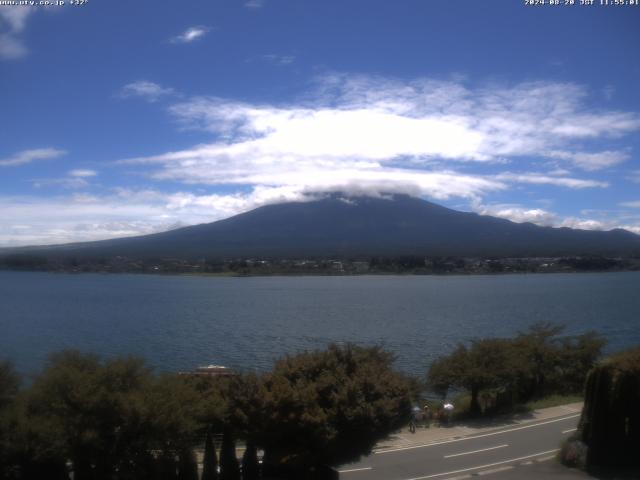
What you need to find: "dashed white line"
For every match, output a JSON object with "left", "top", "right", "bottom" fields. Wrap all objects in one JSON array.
[
  {"left": 444, "top": 444, "right": 508, "bottom": 459},
  {"left": 402, "top": 449, "right": 560, "bottom": 480},
  {"left": 338, "top": 466, "right": 373, "bottom": 473},
  {"left": 477, "top": 465, "right": 514, "bottom": 476},
  {"left": 562, "top": 428, "right": 577, "bottom": 434},
  {"left": 535, "top": 455, "right": 556, "bottom": 462}
]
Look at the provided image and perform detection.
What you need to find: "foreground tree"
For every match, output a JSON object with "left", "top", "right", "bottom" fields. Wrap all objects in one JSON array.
[
  {"left": 18, "top": 351, "right": 204, "bottom": 479},
  {"left": 514, "top": 323, "right": 604, "bottom": 399},
  {"left": 177, "top": 448, "right": 199, "bottom": 480},
  {"left": 0, "top": 361, "right": 20, "bottom": 410},
  {"left": 428, "top": 339, "right": 520, "bottom": 415},
  {"left": 579, "top": 346, "right": 640, "bottom": 468},
  {"left": 249, "top": 344, "right": 412, "bottom": 474},
  {"left": 219, "top": 427, "right": 240, "bottom": 480},
  {"left": 0, "top": 361, "right": 23, "bottom": 478},
  {"left": 201, "top": 430, "right": 219, "bottom": 480},
  {"left": 241, "top": 440, "right": 260, "bottom": 480}
]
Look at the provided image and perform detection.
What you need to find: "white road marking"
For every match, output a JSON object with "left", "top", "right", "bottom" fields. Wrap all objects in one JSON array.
[
  {"left": 562, "top": 428, "right": 577, "bottom": 434},
  {"left": 402, "top": 449, "right": 560, "bottom": 480},
  {"left": 444, "top": 444, "right": 508, "bottom": 459},
  {"left": 338, "top": 467, "right": 373, "bottom": 473},
  {"left": 477, "top": 465, "right": 513, "bottom": 475},
  {"left": 535, "top": 455, "right": 556, "bottom": 462},
  {"left": 376, "top": 414, "right": 579, "bottom": 454}
]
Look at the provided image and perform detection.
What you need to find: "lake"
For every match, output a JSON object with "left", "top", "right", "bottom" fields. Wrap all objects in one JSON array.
[{"left": 1, "top": 271, "right": 639, "bottom": 378}]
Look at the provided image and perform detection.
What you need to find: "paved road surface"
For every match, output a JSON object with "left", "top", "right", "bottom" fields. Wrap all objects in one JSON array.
[{"left": 338, "top": 413, "right": 581, "bottom": 480}]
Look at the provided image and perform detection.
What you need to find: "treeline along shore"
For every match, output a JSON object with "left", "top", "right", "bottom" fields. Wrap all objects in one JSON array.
[{"left": 1, "top": 253, "right": 639, "bottom": 275}]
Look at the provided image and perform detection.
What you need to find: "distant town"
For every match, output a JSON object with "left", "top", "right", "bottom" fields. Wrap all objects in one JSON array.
[{"left": 2, "top": 254, "right": 639, "bottom": 275}]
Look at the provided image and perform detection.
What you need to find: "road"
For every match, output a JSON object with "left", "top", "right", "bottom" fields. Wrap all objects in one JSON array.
[{"left": 338, "top": 413, "right": 581, "bottom": 480}]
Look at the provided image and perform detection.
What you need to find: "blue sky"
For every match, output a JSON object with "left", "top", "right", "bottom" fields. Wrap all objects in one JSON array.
[{"left": 1, "top": 0, "right": 639, "bottom": 246}]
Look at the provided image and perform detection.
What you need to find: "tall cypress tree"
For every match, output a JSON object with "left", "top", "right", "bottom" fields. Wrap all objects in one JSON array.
[
  {"left": 178, "top": 448, "right": 199, "bottom": 480},
  {"left": 241, "top": 440, "right": 260, "bottom": 480},
  {"left": 579, "top": 346, "right": 640, "bottom": 467},
  {"left": 201, "top": 430, "right": 218, "bottom": 480},
  {"left": 157, "top": 452, "right": 178, "bottom": 480},
  {"left": 219, "top": 427, "right": 240, "bottom": 480}
]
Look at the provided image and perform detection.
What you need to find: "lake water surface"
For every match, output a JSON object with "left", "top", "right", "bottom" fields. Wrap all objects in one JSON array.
[{"left": 1, "top": 271, "right": 639, "bottom": 377}]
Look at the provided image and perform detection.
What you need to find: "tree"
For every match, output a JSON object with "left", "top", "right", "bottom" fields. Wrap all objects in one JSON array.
[
  {"left": 241, "top": 440, "right": 260, "bottom": 480},
  {"left": 156, "top": 452, "right": 178, "bottom": 480},
  {"left": 178, "top": 448, "right": 199, "bottom": 480},
  {"left": 20, "top": 350, "right": 204, "bottom": 480},
  {"left": 201, "top": 430, "right": 219, "bottom": 480},
  {"left": 579, "top": 346, "right": 640, "bottom": 468},
  {"left": 0, "top": 361, "right": 21, "bottom": 477},
  {"left": 144, "top": 374, "right": 203, "bottom": 453},
  {"left": 428, "top": 339, "right": 520, "bottom": 416},
  {"left": 514, "top": 322, "right": 566, "bottom": 398},
  {"left": 515, "top": 323, "right": 604, "bottom": 400},
  {"left": 250, "top": 344, "right": 412, "bottom": 472},
  {"left": 219, "top": 427, "right": 240, "bottom": 480},
  {"left": 0, "top": 361, "right": 20, "bottom": 410}
]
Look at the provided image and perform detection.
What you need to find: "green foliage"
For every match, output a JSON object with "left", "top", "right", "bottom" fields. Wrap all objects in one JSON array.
[
  {"left": 429, "top": 339, "right": 523, "bottom": 415},
  {"left": 250, "top": 344, "right": 412, "bottom": 470},
  {"left": 0, "top": 361, "right": 20, "bottom": 410},
  {"left": 2, "top": 351, "right": 207, "bottom": 480},
  {"left": 515, "top": 323, "right": 605, "bottom": 398},
  {"left": 0, "top": 363, "right": 26, "bottom": 480},
  {"left": 0, "top": 344, "right": 414, "bottom": 476},
  {"left": 579, "top": 346, "right": 640, "bottom": 468},
  {"left": 428, "top": 323, "right": 605, "bottom": 416},
  {"left": 524, "top": 394, "right": 583, "bottom": 410},
  {"left": 22, "top": 351, "right": 157, "bottom": 479}
]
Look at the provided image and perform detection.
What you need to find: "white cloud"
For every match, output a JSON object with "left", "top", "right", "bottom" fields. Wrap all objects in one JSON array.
[
  {"left": 473, "top": 201, "right": 640, "bottom": 235},
  {"left": 68, "top": 169, "right": 98, "bottom": 177},
  {"left": 118, "top": 81, "right": 175, "bottom": 102},
  {"left": 170, "top": 26, "right": 210, "bottom": 44},
  {"left": 262, "top": 54, "right": 296, "bottom": 65},
  {"left": 32, "top": 177, "right": 90, "bottom": 189},
  {"left": 0, "top": 187, "right": 310, "bottom": 246},
  {"left": 0, "top": 6, "right": 35, "bottom": 60},
  {"left": 473, "top": 202, "right": 558, "bottom": 226},
  {"left": 30, "top": 169, "right": 97, "bottom": 190},
  {"left": 620, "top": 201, "right": 640, "bottom": 209},
  {"left": 559, "top": 217, "right": 608, "bottom": 231},
  {"left": 245, "top": 0, "right": 264, "bottom": 9},
  {"left": 547, "top": 149, "right": 630, "bottom": 171},
  {"left": 117, "top": 76, "right": 636, "bottom": 201},
  {"left": 494, "top": 172, "right": 608, "bottom": 189},
  {"left": 0, "top": 148, "right": 66, "bottom": 167}
]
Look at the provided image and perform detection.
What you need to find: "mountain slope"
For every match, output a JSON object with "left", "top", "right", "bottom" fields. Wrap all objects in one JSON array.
[{"left": 4, "top": 194, "right": 640, "bottom": 259}]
